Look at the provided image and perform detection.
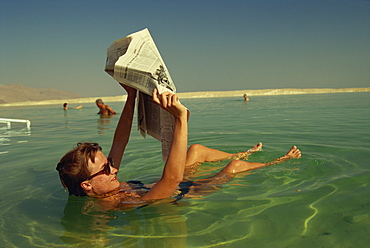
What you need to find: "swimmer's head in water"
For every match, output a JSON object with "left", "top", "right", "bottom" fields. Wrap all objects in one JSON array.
[{"left": 56, "top": 142, "right": 102, "bottom": 196}]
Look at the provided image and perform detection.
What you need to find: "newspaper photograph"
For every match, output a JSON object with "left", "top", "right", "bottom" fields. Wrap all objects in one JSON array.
[{"left": 105, "top": 28, "right": 176, "bottom": 160}]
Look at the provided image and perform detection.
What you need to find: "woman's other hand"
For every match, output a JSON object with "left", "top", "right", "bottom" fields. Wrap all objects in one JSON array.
[{"left": 152, "top": 88, "right": 187, "bottom": 119}]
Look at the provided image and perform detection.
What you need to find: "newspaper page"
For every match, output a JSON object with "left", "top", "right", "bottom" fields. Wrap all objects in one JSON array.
[
  {"left": 105, "top": 28, "right": 176, "bottom": 160},
  {"left": 137, "top": 92, "right": 175, "bottom": 160},
  {"left": 105, "top": 28, "right": 176, "bottom": 95}
]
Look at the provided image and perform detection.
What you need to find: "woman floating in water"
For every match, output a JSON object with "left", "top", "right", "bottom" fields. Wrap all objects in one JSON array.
[{"left": 56, "top": 84, "right": 301, "bottom": 209}]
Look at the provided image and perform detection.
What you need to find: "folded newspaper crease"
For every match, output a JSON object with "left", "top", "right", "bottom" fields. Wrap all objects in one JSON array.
[{"left": 105, "top": 28, "right": 176, "bottom": 160}]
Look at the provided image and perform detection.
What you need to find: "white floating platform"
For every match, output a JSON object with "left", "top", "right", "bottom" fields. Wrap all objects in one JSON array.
[{"left": 0, "top": 118, "right": 31, "bottom": 129}]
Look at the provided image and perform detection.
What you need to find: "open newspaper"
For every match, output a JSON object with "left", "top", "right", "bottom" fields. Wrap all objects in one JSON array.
[{"left": 105, "top": 28, "right": 176, "bottom": 160}]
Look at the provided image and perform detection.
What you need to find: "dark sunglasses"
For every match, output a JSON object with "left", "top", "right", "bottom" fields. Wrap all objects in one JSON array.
[{"left": 86, "top": 157, "right": 114, "bottom": 180}]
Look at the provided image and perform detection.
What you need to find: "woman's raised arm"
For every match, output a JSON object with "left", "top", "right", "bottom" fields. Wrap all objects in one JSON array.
[
  {"left": 142, "top": 89, "right": 188, "bottom": 201},
  {"left": 108, "top": 84, "right": 137, "bottom": 170}
]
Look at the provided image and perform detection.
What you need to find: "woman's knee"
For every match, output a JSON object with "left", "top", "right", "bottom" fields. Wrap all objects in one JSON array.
[
  {"left": 228, "top": 160, "right": 241, "bottom": 167},
  {"left": 188, "top": 144, "right": 204, "bottom": 153},
  {"left": 222, "top": 160, "right": 244, "bottom": 174},
  {"left": 187, "top": 144, "right": 207, "bottom": 162}
]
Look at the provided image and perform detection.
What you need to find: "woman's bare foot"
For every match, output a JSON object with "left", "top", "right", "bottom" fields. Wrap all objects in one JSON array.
[
  {"left": 235, "top": 142, "right": 263, "bottom": 160},
  {"left": 285, "top": 146, "right": 301, "bottom": 159},
  {"left": 248, "top": 142, "right": 263, "bottom": 153},
  {"left": 266, "top": 146, "right": 301, "bottom": 166}
]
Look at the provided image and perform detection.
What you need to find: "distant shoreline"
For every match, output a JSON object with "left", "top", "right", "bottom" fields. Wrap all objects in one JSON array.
[{"left": 0, "top": 87, "right": 369, "bottom": 107}]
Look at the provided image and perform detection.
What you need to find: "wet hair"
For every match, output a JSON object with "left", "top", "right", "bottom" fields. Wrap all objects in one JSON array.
[
  {"left": 63, "top": 103, "right": 68, "bottom": 108},
  {"left": 95, "top": 99, "right": 103, "bottom": 104},
  {"left": 56, "top": 142, "right": 102, "bottom": 196}
]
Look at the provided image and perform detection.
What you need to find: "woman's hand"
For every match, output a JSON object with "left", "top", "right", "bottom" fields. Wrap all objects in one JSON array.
[{"left": 152, "top": 88, "right": 187, "bottom": 119}]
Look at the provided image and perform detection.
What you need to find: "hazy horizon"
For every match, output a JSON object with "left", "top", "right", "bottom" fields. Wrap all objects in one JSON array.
[
  {"left": 1, "top": 0, "right": 369, "bottom": 97},
  {"left": 1, "top": 87, "right": 368, "bottom": 107}
]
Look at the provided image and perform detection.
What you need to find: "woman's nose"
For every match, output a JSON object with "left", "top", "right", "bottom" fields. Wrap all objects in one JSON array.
[{"left": 110, "top": 165, "right": 118, "bottom": 174}]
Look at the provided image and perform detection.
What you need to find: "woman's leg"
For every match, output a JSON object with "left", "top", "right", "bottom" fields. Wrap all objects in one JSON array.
[
  {"left": 221, "top": 146, "right": 301, "bottom": 174},
  {"left": 185, "top": 146, "right": 301, "bottom": 197},
  {"left": 185, "top": 142, "right": 263, "bottom": 175}
]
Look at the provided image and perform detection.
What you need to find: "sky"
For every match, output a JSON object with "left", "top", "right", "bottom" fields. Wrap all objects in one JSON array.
[{"left": 1, "top": 0, "right": 369, "bottom": 97}]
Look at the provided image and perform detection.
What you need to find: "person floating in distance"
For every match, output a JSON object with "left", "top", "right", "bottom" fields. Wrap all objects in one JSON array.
[
  {"left": 57, "top": 84, "right": 301, "bottom": 210},
  {"left": 243, "top": 93, "right": 250, "bottom": 101},
  {"left": 63, "top": 103, "right": 83, "bottom": 110}
]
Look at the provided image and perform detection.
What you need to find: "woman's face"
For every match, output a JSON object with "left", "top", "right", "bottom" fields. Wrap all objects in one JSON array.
[{"left": 85, "top": 151, "right": 120, "bottom": 195}]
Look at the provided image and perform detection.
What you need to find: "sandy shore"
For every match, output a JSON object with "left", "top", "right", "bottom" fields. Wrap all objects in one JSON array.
[{"left": 0, "top": 87, "right": 369, "bottom": 107}]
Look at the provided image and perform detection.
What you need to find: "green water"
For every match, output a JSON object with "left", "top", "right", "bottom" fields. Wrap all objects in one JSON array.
[{"left": 0, "top": 92, "right": 369, "bottom": 247}]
